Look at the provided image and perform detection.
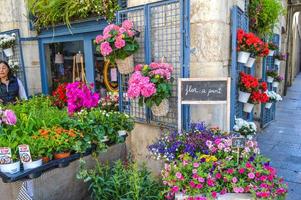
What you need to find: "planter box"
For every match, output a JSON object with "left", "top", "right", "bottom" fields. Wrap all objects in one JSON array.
[{"left": 0, "top": 143, "right": 127, "bottom": 200}]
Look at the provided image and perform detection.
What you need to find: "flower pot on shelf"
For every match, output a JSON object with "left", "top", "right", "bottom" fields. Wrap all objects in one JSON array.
[
  {"left": 151, "top": 99, "right": 169, "bottom": 117},
  {"left": 115, "top": 55, "right": 134, "bottom": 74},
  {"left": 237, "top": 51, "right": 251, "bottom": 64},
  {"left": 272, "top": 81, "right": 280, "bottom": 88},
  {"left": 268, "top": 50, "right": 275, "bottom": 56},
  {"left": 0, "top": 161, "right": 20, "bottom": 174},
  {"left": 274, "top": 59, "right": 281, "bottom": 66},
  {"left": 267, "top": 76, "right": 274, "bottom": 83},
  {"left": 238, "top": 90, "right": 251, "bottom": 103},
  {"left": 54, "top": 152, "right": 71, "bottom": 160},
  {"left": 243, "top": 103, "right": 254, "bottom": 113},
  {"left": 3, "top": 47, "right": 13, "bottom": 57},
  {"left": 118, "top": 130, "right": 127, "bottom": 137},
  {"left": 245, "top": 57, "right": 256, "bottom": 68},
  {"left": 23, "top": 159, "right": 43, "bottom": 170},
  {"left": 265, "top": 102, "right": 273, "bottom": 109}
]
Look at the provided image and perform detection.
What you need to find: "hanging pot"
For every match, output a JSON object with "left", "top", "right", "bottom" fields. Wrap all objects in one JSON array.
[
  {"left": 272, "top": 81, "right": 280, "bottom": 88},
  {"left": 115, "top": 55, "right": 134, "bottom": 74},
  {"left": 245, "top": 57, "right": 256, "bottom": 68},
  {"left": 237, "top": 51, "right": 251, "bottom": 64},
  {"left": 238, "top": 90, "right": 251, "bottom": 103},
  {"left": 23, "top": 159, "right": 43, "bottom": 170},
  {"left": 151, "top": 99, "right": 169, "bottom": 117},
  {"left": 0, "top": 161, "right": 20, "bottom": 174},
  {"left": 54, "top": 152, "right": 71, "bottom": 160},
  {"left": 265, "top": 102, "right": 273, "bottom": 109},
  {"left": 274, "top": 59, "right": 281, "bottom": 66},
  {"left": 267, "top": 76, "right": 274, "bottom": 83},
  {"left": 243, "top": 103, "right": 254, "bottom": 113},
  {"left": 268, "top": 50, "right": 275, "bottom": 56},
  {"left": 3, "top": 47, "right": 13, "bottom": 57},
  {"left": 118, "top": 130, "right": 127, "bottom": 137}
]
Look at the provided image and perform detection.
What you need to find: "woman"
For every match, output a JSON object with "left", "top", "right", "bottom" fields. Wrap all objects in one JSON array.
[{"left": 0, "top": 60, "right": 27, "bottom": 104}]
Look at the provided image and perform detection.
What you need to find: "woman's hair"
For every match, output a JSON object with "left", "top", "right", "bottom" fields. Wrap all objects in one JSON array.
[{"left": 0, "top": 60, "right": 13, "bottom": 79}]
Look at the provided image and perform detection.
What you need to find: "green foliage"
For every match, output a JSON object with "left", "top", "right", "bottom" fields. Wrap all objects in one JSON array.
[
  {"left": 77, "top": 159, "right": 163, "bottom": 200},
  {"left": 249, "top": 0, "right": 286, "bottom": 37},
  {"left": 26, "top": 0, "right": 120, "bottom": 32}
]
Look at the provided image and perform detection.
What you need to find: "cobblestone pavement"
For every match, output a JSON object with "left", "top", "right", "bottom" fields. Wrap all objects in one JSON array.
[{"left": 257, "top": 74, "right": 301, "bottom": 200}]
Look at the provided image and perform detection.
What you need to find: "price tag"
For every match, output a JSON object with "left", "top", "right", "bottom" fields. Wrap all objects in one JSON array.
[
  {"left": 232, "top": 137, "right": 246, "bottom": 148},
  {"left": 110, "top": 68, "right": 117, "bottom": 82},
  {"left": 0, "top": 147, "right": 12, "bottom": 164},
  {"left": 18, "top": 145, "right": 32, "bottom": 163}
]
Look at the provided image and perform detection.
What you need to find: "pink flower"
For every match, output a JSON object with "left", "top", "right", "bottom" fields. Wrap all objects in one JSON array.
[
  {"left": 232, "top": 177, "right": 238, "bottom": 183},
  {"left": 192, "top": 169, "right": 198, "bottom": 174},
  {"left": 198, "top": 177, "right": 205, "bottom": 183},
  {"left": 207, "top": 179, "right": 215, "bottom": 187},
  {"left": 176, "top": 172, "right": 183, "bottom": 179},
  {"left": 95, "top": 35, "right": 104, "bottom": 44},
  {"left": 103, "top": 33, "right": 111, "bottom": 40},
  {"left": 233, "top": 187, "right": 244, "bottom": 193},
  {"left": 115, "top": 37, "right": 126, "bottom": 49},
  {"left": 140, "top": 82, "right": 156, "bottom": 97},
  {"left": 196, "top": 184, "right": 203, "bottom": 189},
  {"left": 103, "top": 24, "right": 120, "bottom": 35},
  {"left": 164, "top": 164, "right": 171, "bottom": 171},
  {"left": 276, "top": 188, "right": 286, "bottom": 195},
  {"left": 119, "top": 27, "right": 126, "bottom": 33},
  {"left": 227, "top": 168, "right": 234, "bottom": 174},
  {"left": 127, "top": 30, "right": 135, "bottom": 37},
  {"left": 189, "top": 181, "right": 195, "bottom": 188},
  {"left": 134, "top": 64, "right": 143, "bottom": 71},
  {"left": 171, "top": 186, "right": 179, "bottom": 193},
  {"left": 220, "top": 188, "right": 227, "bottom": 195},
  {"left": 259, "top": 175, "right": 268, "bottom": 181},
  {"left": 211, "top": 191, "right": 217, "bottom": 198},
  {"left": 205, "top": 140, "right": 213, "bottom": 147},
  {"left": 100, "top": 42, "right": 113, "bottom": 56},
  {"left": 246, "top": 162, "right": 253, "bottom": 169},
  {"left": 248, "top": 172, "right": 255, "bottom": 179},
  {"left": 193, "top": 162, "right": 199, "bottom": 168},
  {"left": 192, "top": 174, "right": 199, "bottom": 179},
  {"left": 122, "top": 20, "right": 134, "bottom": 30},
  {"left": 3, "top": 109, "right": 17, "bottom": 125},
  {"left": 238, "top": 168, "right": 245, "bottom": 174},
  {"left": 215, "top": 173, "right": 222, "bottom": 179},
  {"left": 214, "top": 138, "right": 221, "bottom": 145}
]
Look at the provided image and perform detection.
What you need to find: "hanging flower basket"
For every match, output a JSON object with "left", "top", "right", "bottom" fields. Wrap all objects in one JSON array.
[
  {"left": 151, "top": 99, "right": 169, "bottom": 117},
  {"left": 238, "top": 90, "right": 251, "bottom": 103},
  {"left": 23, "top": 159, "right": 43, "bottom": 170},
  {"left": 265, "top": 102, "right": 273, "bottom": 109},
  {"left": 245, "top": 57, "right": 256, "bottom": 68},
  {"left": 267, "top": 76, "right": 274, "bottom": 83},
  {"left": 0, "top": 161, "right": 20, "bottom": 174},
  {"left": 3, "top": 47, "right": 13, "bottom": 57},
  {"left": 243, "top": 103, "right": 254, "bottom": 113},
  {"left": 268, "top": 50, "right": 275, "bottom": 56},
  {"left": 272, "top": 81, "right": 279, "bottom": 88},
  {"left": 116, "top": 55, "right": 134, "bottom": 74},
  {"left": 237, "top": 51, "right": 251, "bottom": 64},
  {"left": 274, "top": 59, "right": 281, "bottom": 66}
]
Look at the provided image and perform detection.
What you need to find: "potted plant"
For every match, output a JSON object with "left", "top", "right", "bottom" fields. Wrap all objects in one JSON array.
[
  {"left": 265, "top": 91, "right": 282, "bottom": 109},
  {"left": 127, "top": 62, "right": 174, "bottom": 117},
  {"left": 267, "top": 42, "right": 278, "bottom": 56},
  {"left": 116, "top": 112, "right": 134, "bottom": 137},
  {"left": 236, "top": 29, "right": 252, "bottom": 64},
  {"left": 0, "top": 33, "right": 16, "bottom": 57},
  {"left": 0, "top": 137, "right": 20, "bottom": 174},
  {"left": 266, "top": 69, "right": 278, "bottom": 83},
  {"left": 51, "top": 130, "right": 76, "bottom": 159},
  {"left": 244, "top": 90, "right": 268, "bottom": 113},
  {"left": 20, "top": 142, "right": 43, "bottom": 171},
  {"left": 233, "top": 118, "right": 257, "bottom": 139},
  {"left": 238, "top": 72, "right": 259, "bottom": 103},
  {"left": 8, "top": 60, "right": 20, "bottom": 75},
  {"left": 273, "top": 75, "right": 284, "bottom": 88},
  {"left": 274, "top": 52, "right": 286, "bottom": 66},
  {"left": 95, "top": 20, "right": 139, "bottom": 74}
]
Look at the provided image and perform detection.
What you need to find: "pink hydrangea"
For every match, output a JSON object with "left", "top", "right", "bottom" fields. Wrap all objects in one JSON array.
[
  {"left": 115, "top": 37, "right": 126, "bottom": 49},
  {"left": 2, "top": 109, "right": 17, "bottom": 125},
  {"left": 95, "top": 35, "right": 104, "bottom": 44},
  {"left": 134, "top": 64, "right": 143, "bottom": 71},
  {"left": 122, "top": 20, "right": 134, "bottom": 30},
  {"left": 140, "top": 82, "right": 156, "bottom": 97},
  {"left": 103, "top": 24, "right": 120, "bottom": 35},
  {"left": 100, "top": 42, "right": 113, "bottom": 56}
]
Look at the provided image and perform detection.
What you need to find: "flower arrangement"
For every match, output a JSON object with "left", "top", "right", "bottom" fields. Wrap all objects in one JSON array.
[
  {"left": 0, "top": 33, "right": 16, "bottom": 49},
  {"left": 248, "top": 91, "right": 269, "bottom": 104},
  {"left": 233, "top": 118, "right": 257, "bottom": 138},
  {"left": 127, "top": 62, "right": 173, "bottom": 113},
  {"left": 95, "top": 20, "right": 139, "bottom": 63},
  {"left": 266, "top": 91, "right": 282, "bottom": 102},
  {"left": 52, "top": 83, "right": 68, "bottom": 108},
  {"left": 274, "top": 75, "right": 284, "bottom": 82},
  {"left": 66, "top": 82, "right": 100, "bottom": 115},
  {"left": 238, "top": 72, "right": 259, "bottom": 93},
  {"left": 148, "top": 123, "right": 223, "bottom": 162},
  {"left": 274, "top": 53, "right": 286, "bottom": 61},
  {"left": 266, "top": 70, "right": 278, "bottom": 78},
  {"left": 98, "top": 92, "right": 119, "bottom": 111}
]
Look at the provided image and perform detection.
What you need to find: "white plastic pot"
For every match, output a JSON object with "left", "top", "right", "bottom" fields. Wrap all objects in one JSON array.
[
  {"left": 268, "top": 50, "right": 275, "bottom": 56},
  {"left": 238, "top": 90, "right": 251, "bottom": 103},
  {"left": 101, "top": 136, "right": 109, "bottom": 142},
  {"left": 267, "top": 76, "right": 274, "bottom": 83},
  {"left": 265, "top": 102, "right": 273, "bottom": 109},
  {"left": 3, "top": 47, "right": 13, "bottom": 57},
  {"left": 118, "top": 130, "right": 127, "bottom": 137},
  {"left": 243, "top": 103, "right": 254, "bottom": 113},
  {"left": 237, "top": 51, "right": 251, "bottom": 64},
  {"left": 272, "top": 81, "right": 280, "bottom": 88},
  {"left": 274, "top": 59, "right": 281, "bottom": 66},
  {"left": 0, "top": 161, "right": 20, "bottom": 174},
  {"left": 245, "top": 57, "right": 256, "bottom": 68},
  {"left": 23, "top": 159, "right": 42, "bottom": 170}
]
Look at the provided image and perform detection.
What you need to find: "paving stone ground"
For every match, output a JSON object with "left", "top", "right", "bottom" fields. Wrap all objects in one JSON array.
[{"left": 257, "top": 74, "right": 301, "bottom": 200}]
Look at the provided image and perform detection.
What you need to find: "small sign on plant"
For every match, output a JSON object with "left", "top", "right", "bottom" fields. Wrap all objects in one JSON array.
[
  {"left": 0, "top": 147, "right": 12, "bottom": 164},
  {"left": 18, "top": 144, "right": 32, "bottom": 163}
]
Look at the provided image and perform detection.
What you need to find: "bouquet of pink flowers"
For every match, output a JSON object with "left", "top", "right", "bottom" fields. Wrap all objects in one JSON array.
[
  {"left": 66, "top": 82, "right": 100, "bottom": 115},
  {"left": 95, "top": 20, "right": 139, "bottom": 63},
  {"left": 127, "top": 62, "right": 174, "bottom": 109}
]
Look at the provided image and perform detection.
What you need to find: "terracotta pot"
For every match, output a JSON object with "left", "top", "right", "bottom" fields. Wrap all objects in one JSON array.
[
  {"left": 42, "top": 156, "right": 50, "bottom": 163},
  {"left": 54, "top": 152, "right": 71, "bottom": 160}
]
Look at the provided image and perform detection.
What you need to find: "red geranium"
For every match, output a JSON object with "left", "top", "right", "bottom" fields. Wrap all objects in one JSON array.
[
  {"left": 52, "top": 83, "right": 68, "bottom": 108},
  {"left": 260, "top": 82, "right": 268, "bottom": 91},
  {"left": 239, "top": 72, "right": 259, "bottom": 93},
  {"left": 260, "top": 92, "right": 269, "bottom": 103}
]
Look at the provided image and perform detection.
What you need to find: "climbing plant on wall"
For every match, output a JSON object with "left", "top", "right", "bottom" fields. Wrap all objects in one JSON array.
[
  {"left": 248, "top": 0, "right": 285, "bottom": 37},
  {"left": 26, "top": 0, "right": 120, "bottom": 32}
]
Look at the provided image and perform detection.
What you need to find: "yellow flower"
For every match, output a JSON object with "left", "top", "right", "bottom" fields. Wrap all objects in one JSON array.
[{"left": 155, "top": 75, "right": 160, "bottom": 79}]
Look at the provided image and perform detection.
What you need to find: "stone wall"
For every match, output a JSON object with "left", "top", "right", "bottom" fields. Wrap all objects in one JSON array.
[{"left": 0, "top": 0, "right": 41, "bottom": 96}]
